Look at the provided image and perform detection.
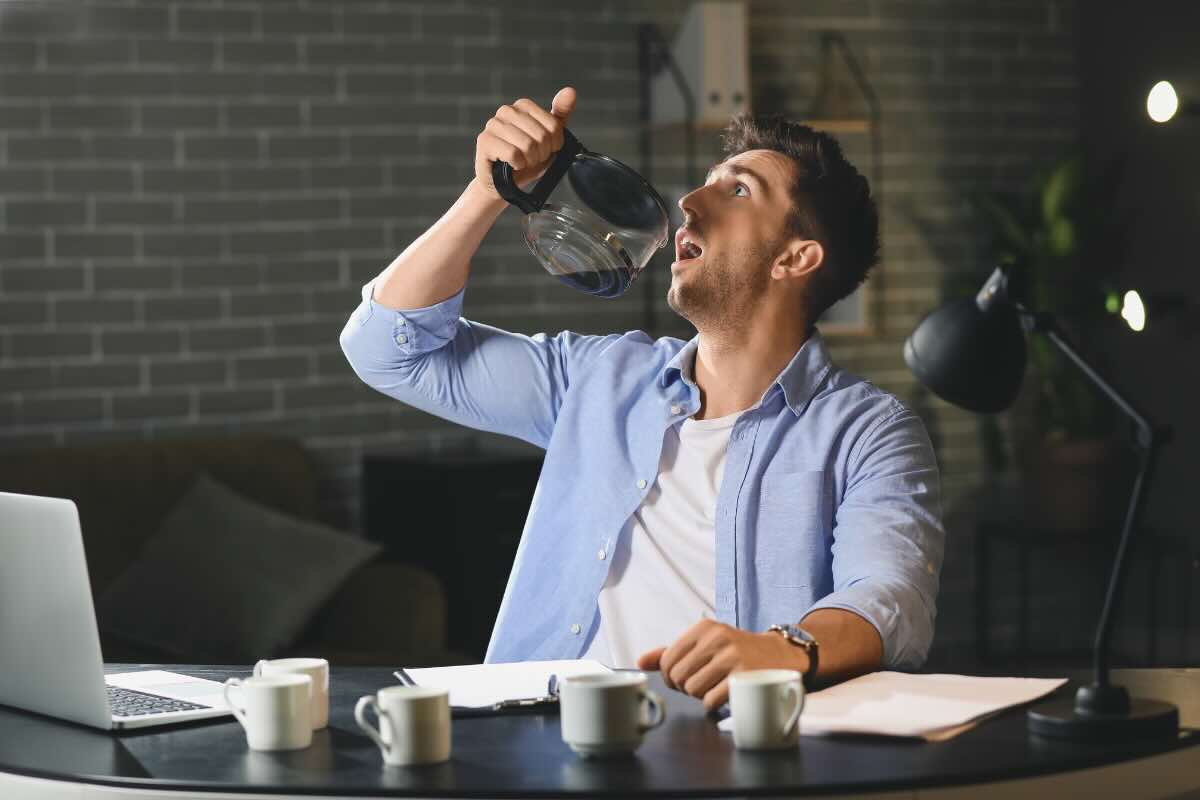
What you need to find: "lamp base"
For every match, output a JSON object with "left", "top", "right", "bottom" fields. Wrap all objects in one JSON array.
[{"left": 1027, "top": 697, "right": 1178, "bottom": 741}]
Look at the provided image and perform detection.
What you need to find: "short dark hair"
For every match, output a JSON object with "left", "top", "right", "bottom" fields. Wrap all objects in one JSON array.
[{"left": 721, "top": 113, "right": 880, "bottom": 319}]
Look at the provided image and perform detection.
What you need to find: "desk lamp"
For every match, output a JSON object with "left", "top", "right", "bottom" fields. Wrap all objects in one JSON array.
[{"left": 903, "top": 266, "right": 1179, "bottom": 741}]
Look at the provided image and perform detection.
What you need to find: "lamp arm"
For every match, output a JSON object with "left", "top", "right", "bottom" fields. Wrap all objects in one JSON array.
[
  {"left": 1019, "top": 308, "right": 1167, "bottom": 712},
  {"left": 1091, "top": 438, "right": 1159, "bottom": 684},
  {"left": 1019, "top": 308, "right": 1155, "bottom": 442}
]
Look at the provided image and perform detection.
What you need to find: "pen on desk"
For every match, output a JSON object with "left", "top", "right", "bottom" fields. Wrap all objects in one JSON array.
[{"left": 492, "top": 696, "right": 548, "bottom": 711}]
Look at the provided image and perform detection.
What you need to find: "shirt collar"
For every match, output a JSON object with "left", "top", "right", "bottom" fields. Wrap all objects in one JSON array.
[{"left": 659, "top": 329, "right": 834, "bottom": 417}]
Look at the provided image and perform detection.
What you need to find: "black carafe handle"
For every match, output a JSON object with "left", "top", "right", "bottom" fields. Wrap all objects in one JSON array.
[{"left": 491, "top": 128, "right": 584, "bottom": 215}]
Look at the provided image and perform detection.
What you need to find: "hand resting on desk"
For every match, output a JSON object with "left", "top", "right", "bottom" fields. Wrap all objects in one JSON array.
[{"left": 636, "top": 608, "right": 883, "bottom": 712}]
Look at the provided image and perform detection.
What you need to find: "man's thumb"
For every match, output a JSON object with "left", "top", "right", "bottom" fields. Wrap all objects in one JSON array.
[
  {"left": 636, "top": 647, "right": 666, "bottom": 671},
  {"left": 551, "top": 86, "right": 577, "bottom": 120}
]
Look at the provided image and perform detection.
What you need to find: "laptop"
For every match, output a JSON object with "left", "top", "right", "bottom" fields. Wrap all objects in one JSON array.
[{"left": 0, "top": 490, "right": 232, "bottom": 730}]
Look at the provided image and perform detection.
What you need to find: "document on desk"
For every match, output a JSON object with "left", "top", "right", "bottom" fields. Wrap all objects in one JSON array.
[
  {"left": 397, "top": 659, "right": 611, "bottom": 714},
  {"left": 718, "top": 672, "right": 1067, "bottom": 741}
]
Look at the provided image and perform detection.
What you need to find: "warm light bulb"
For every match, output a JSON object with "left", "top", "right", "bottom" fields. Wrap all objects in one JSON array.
[
  {"left": 1147, "top": 81, "right": 1179, "bottom": 123},
  {"left": 1121, "top": 290, "right": 1146, "bottom": 332}
]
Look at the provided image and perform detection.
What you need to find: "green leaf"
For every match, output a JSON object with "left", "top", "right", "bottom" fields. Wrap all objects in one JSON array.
[
  {"left": 1047, "top": 217, "right": 1076, "bottom": 258},
  {"left": 1042, "top": 153, "right": 1083, "bottom": 225}
]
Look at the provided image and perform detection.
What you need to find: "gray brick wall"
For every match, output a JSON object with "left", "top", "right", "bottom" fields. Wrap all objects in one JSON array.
[{"left": 1, "top": 0, "right": 1088, "bottom": 660}]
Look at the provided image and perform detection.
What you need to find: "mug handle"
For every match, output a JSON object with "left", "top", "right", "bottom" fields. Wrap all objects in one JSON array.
[
  {"left": 638, "top": 689, "right": 666, "bottom": 733},
  {"left": 780, "top": 684, "right": 804, "bottom": 738},
  {"left": 490, "top": 127, "right": 584, "bottom": 215},
  {"left": 354, "top": 695, "right": 390, "bottom": 756},
  {"left": 223, "top": 678, "right": 248, "bottom": 729}
]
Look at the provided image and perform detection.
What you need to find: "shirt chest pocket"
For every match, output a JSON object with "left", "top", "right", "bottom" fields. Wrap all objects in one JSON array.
[{"left": 752, "top": 470, "right": 830, "bottom": 588}]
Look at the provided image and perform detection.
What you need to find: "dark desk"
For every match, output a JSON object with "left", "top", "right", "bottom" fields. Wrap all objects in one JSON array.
[{"left": 0, "top": 665, "right": 1197, "bottom": 798}]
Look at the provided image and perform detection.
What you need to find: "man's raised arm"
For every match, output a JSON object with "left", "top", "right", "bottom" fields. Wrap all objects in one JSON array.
[
  {"left": 371, "top": 87, "right": 576, "bottom": 311},
  {"left": 340, "top": 88, "right": 619, "bottom": 450}
]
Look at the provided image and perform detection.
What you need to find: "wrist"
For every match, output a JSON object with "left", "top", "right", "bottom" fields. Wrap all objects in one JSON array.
[
  {"left": 464, "top": 177, "right": 508, "bottom": 215},
  {"left": 767, "top": 624, "right": 820, "bottom": 687},
  {"left": 783, "top": 638, "right": 812, "bottom": 675}
]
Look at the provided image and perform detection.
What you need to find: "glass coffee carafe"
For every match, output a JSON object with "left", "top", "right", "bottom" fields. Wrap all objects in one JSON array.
[{"left": 491, "top": 129, "right": 670, "bottom": 298}]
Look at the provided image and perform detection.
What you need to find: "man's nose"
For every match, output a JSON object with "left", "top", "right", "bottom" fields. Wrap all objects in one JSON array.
[{"left": 678, "top": 185, "right": 704, "bottom": 219}]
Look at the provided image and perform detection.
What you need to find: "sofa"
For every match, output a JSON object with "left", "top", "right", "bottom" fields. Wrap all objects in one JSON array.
[{"left": 0, "top": 435, "right": 463, "bottom": 667}]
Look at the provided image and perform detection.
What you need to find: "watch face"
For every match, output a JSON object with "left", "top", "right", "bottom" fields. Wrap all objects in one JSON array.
[{"left": 785, "top": 625, "right": 815, "bottom": 644}]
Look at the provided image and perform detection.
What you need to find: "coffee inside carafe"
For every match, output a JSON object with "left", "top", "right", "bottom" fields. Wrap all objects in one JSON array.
[
  {"left": 493, "top": 128, "right": 670, "bottom": 298},
  {"left": 523, "top": 202, "right": 643, "bottom": 298}
]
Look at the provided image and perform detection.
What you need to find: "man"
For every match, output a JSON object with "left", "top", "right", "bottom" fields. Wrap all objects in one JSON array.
[{"left": 340, "top": 87, "right": 944, "bottom": 712}]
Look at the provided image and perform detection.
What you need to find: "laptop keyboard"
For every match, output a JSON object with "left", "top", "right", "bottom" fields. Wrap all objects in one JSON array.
[{"left": 107, "top": 684, "right": 210, "bottom": 718}]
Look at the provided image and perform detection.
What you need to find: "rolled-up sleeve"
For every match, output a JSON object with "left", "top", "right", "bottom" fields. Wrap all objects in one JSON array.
[
  {"left": 340, "top": 281, "right": 464, "bottom": 365},
  {"left": 339, "top": 280, "right": 620, "bottom": 449},
  {"left": 805, "top": 409, "right": 945, "bottom": 670}
]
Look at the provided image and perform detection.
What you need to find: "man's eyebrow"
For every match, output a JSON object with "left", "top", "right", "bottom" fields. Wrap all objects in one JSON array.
[{"left": 705, "top": 163, "right": 769, "bottom": 193}]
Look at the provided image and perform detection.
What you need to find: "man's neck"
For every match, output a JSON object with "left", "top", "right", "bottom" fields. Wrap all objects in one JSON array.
[{"left": 691, "top": 310, "right": 811, "bottom": 421}]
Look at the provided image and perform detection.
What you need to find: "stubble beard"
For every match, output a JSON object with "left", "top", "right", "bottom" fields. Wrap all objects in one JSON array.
[{"left": 666, "top": 240, "right": 777, "bottom": 333}]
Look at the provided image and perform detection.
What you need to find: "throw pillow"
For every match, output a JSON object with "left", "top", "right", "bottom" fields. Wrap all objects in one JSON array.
[{"left": 97, "top": 472, "right": 381, "bottom": 662}]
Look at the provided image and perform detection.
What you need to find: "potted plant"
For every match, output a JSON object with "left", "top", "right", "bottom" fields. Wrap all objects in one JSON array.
[{"left": 971, "top": 152, "right": 1133, "bottom": 531}]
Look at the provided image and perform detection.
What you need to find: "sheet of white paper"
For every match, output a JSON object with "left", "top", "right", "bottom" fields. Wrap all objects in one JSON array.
[
  {"left": 403, "top": 660, "right": 611, "bottom": 709},
  {"left": 717, "top": 672, "right": 1066, "bottom": 740}
]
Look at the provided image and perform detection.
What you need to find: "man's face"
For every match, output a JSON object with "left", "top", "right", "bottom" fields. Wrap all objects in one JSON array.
[{"left": 666, "top": 149, "right": 799, "bottom": 329}]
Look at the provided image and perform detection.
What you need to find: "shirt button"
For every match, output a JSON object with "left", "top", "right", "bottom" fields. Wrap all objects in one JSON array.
[
  {"left": 670, "top": 404, "right": 682, "bottom": 415},
  {"left": 397, "top": 318, "right": 406, "bottom": 327},
  {"left": 597, "top": 549, "right": 606, "bottom": 560},
  {"left": 636, "top": 479, "right": 647, "bottom": 490},
  {"left": 570, "top": 623, "right": 581, "bottom": 635},
  {"left": 394, "top": 334, "right": 408, "bottom": 345}
]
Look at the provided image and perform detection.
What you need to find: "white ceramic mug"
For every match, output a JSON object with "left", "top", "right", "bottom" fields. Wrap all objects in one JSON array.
[
  {"left": 254, "top": 657, "right": 329, "bottom": 730},
  {"left": 223, "top": 674, "right": 313, "bottom": 752},
  {"left": 558, "top": 672, "right": 666, "bottom": 758},
  {"left": 355, "top": 686, "right": 451, "bottom": 766},
  {"left": 728, "top": 669, "right": 804, "bottom": 749}
]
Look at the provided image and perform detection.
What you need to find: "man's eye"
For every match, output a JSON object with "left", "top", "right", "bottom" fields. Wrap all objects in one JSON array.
[{"left": 733, "top": 183, "right": 749, "bottom": 197}]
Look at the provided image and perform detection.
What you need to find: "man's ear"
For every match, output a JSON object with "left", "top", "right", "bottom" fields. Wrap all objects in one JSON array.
[{"left": 771, "top": 238, "right": 824, "bottom": 280}]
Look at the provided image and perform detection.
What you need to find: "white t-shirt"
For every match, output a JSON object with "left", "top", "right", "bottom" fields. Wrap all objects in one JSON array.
[{"left": 581, "top": 408, "right": 738, "bottom": 667}]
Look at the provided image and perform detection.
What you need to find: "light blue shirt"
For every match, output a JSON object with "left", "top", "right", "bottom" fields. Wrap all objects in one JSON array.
[{"left": 340, "top": 283, "right": 945, "bottom": 669}]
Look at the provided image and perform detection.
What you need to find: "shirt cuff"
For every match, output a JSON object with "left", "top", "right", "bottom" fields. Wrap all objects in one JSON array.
[
  {"left": 805, "top": 583, "right": 923, "bottom": 670},
  {"left": 346, "top": 281, "right": 464, "bottom": 357}
]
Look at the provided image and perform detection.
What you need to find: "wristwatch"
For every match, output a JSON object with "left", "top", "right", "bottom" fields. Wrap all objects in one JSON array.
[{"left": 767, "top": 623, "right": 819, "bottom": 686}]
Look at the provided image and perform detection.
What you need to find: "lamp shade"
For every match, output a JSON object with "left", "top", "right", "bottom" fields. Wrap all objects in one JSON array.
[{"left": 903, "top": 296, "right": 1027, "bottom": 413}]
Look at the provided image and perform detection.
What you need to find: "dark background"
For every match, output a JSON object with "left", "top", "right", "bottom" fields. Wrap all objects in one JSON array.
[{"left": 0, "top": 0, "right": 1195, "bottom": 668}]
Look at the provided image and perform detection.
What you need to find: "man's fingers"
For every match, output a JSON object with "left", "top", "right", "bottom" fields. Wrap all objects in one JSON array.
[
  {"left": 702, "top": 679, "right": 730, "bottom": 713},
  {"left": 477, "top": 129, "right": 526, "bottom": 170},
  {"left": 667, "top": 637, "right": 719, "bottom": 690},
  {"left": 658, "top": 640, "right": 695, "bottom": 692},
  {"left": 658, "top": 620, "right": 714, "bottom": 691},
  {"left": 511, "top": 98, "right": 565, "bottom": 153},
  {"left": 484, "top": 117, "right": 537, "bottom": 160},
  {"left": 636, "top": 647, "right": 666, "bottom": 672},
  {"left": 496, "top": 105, "right": 552, "bottom": 165},
  {"left": 681, "top": 651, "right": 732, "bottom": 700}
]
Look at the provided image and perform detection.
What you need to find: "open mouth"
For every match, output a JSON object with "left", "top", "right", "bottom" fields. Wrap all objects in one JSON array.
[{"left": 674, "top": 229, "right": 704, "bottom": 264}]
